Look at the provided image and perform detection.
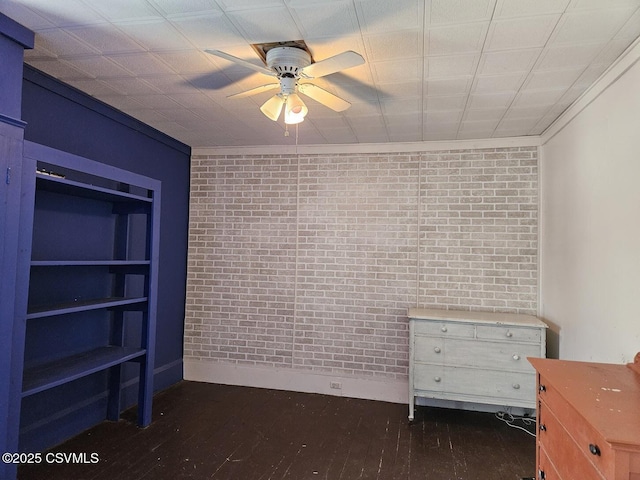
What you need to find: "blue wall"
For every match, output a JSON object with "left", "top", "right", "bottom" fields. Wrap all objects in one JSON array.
[{"left": 19, "top": 66, "right": 190, "bottom": 451}]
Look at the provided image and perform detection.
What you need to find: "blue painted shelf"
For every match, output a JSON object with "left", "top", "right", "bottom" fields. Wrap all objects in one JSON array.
[
  {"left": 22, "top": 347, "right": 146, "bottom": 397},
  {"left": 26, "top": 297, "right": 148, "bottom": 320}
]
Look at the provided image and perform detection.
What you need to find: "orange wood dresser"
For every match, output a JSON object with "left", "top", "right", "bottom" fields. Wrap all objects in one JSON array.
[{"left": 529, "top": 354, "right": 640, "bottom": 480}]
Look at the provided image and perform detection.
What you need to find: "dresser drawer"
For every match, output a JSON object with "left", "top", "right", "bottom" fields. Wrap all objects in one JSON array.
[
  {"left": 476, "top": 324, "right": 542, "bottom": 344},
  {"left": 538, "top": 444, "right": 563, "bottom": 480},
  {"left": 412, "top": 320, "right": 475, "bottom": 338},
  {"left": 538, "top": 374, "right": 613, "bottom": 479},
  {"left": 414, "top": 365, "right": 535, "bottom": 403},
  {"left": 414, "top": 336, "right": 540, "bottom": 372},
  {"left": 538, "top": 397, "right": 606, "bottom": 480}
]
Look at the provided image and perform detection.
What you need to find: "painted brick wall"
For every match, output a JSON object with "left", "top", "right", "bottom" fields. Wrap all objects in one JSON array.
[{"left": 185, "top": 147, "right": 538, "bottom": 380}]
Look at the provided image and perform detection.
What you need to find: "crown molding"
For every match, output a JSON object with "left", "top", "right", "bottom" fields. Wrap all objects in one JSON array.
[
  {"left": 541, "top": 36, "right": 640, "bottom": 145},
  {"left": 192, "top": 135, "right": 541, "bottom": 157}
]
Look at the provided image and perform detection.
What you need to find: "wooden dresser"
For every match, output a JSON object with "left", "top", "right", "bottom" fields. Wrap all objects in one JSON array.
[
  {"left": 529, "top": 354, "right": 640, "bottom": 480},
  {"left": 408, "top": 308, "right": 547, "bottom": 421}
]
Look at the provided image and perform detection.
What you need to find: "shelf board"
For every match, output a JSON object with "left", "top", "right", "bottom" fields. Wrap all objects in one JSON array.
[
  {"left": 27, "top": 297, "right": 148, "bottom": 319},
  {"left": 22, "top": 346, "right": 146, "bottom": 397},
  {"left": 36, "top": 173, "right": 152, "bottom": 204},
  {"left": 31, "top": 260, "right": 151, "bottom": 267}
]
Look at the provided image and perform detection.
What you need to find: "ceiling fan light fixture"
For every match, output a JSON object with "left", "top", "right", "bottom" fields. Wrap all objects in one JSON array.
[
  {"left": 284, "top": 93, "right": 307, "bottom": 124},
  {"left": 260, "top": 94, "right": 285, "bottom": 121}
]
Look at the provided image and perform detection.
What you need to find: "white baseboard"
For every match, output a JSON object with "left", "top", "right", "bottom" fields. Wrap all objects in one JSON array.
[{"left": 183, "top": 359, "right": 407, "bottom": 404}]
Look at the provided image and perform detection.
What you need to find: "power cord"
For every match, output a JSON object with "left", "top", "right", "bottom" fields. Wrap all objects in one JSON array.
[{"left": 495, "top": 411, "right": 536, "bottom": 437}]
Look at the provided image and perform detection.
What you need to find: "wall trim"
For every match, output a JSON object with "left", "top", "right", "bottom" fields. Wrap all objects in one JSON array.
[
  {"left": 193, "top": 135, "right": 541, "bottom": 157},
  {"left": 541, "top": 35, "right": 640, "bottom": 145},
  {"left": 183, "top": 359, "right": 407, "bottom": 404}
]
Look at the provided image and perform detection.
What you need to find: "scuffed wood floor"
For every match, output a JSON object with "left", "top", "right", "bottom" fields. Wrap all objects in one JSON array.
[{"left": 19, "top": 381, "right": 535, "bottom": 480}]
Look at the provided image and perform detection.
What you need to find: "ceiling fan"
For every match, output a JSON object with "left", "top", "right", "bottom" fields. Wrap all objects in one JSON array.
[{"left": 205, "top": 45, "right": 364, "bottom": 125}]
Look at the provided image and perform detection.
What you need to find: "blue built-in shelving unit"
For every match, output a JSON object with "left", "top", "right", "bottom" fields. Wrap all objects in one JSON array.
[{"left": 8, "top": 141, "right": 161, "bottom": 460}]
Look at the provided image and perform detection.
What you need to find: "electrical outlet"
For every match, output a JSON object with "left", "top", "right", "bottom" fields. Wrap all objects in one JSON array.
[{"left": 330, "top": 381, "right": 342, "bottom": 390}]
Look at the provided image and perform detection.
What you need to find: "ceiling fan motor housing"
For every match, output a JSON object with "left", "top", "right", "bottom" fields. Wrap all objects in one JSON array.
[{"left": 266, "top": 46, "right": 311, "bottom": 79}]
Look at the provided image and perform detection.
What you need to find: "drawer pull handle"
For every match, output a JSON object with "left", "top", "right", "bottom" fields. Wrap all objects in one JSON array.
[
  {"left": 512, "top": 354, "right": 520, "bottom": 361},
  {"left": 538, "top": 470, "right": 545, "bottom": 480},
  {"left": 589, "top": 444, "right": 601, "bottom": 456},
  {"left": 539, "top": 384, "right": 546, "bottom": 392},
  {"left": 434, "top": 376, "right": 441, "bottom": 383},
  {"left": 512, "top": 383, "right": 520, "bottom": 390},
  {"left": 539, "top": 424, "right": 546, "bottom": 432},
  {"left": 506, "top": 331, "right": 513, "bottom": 338},
  {"left": 434, "top": 347, "right": 441, "bottom": 354},
  {"left": 441, "top": 326, "right": 447, "bottom": 333}
]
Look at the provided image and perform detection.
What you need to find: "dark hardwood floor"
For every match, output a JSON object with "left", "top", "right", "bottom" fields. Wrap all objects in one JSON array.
[{"left": 19, "top": 381, "right": 536, "bottom": 480}]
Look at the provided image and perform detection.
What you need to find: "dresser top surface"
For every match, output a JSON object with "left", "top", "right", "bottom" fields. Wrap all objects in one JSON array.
[
  {"left": 408, "top": 308, "right": 547, "bottom": 328},
  {"left": 529, "top": 357, "right": 640, "bottom": 449}
]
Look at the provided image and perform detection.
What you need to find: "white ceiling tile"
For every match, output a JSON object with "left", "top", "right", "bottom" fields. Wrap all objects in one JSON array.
[
  {"left": 106, "top": 53, "right": 177, "bottom": 76},
  {"left": 355, "top": 0, "right": 423, "bottom": 33},
  {"left": 427, "top": 54, "right": 479, "bottom": 78},
  {"left": 535, "top": 43, "right": 604, "bottom": 70},
  {"left": 523, "top": 68, "right": 583, "bottom": 90},
  {"left": 377, "top": 80, "right": 422, "bottom": 99},
  {"left": 427, "top": 95, "right": 467, "bottom": 110},
  {"left": 99, "top": 77, "right": 161, "bottom": 95},
  {"left": 64, "top": 56, "right": 135, "bottom": 78},
  {"left": 115, "top": 20, "right": 193, "bottom": 51},
  {"left": 380, "top": 97, "right": 422, "bottom": 115},
  {"left": 148, "top": 0, "right": 222, "bottom": 17},
  {"left": 364, "top": 30, "right": 422, "bottom": 62},
  {"left": 494, "top": 0, "right": 571, "bottom": 18},
  {"left": 486, "top": 15, "right": 562, "bottom": 51},
  {"left": 473, "top": 73, "right": 525, "bottom": 94},
  {"left": 468, "top": 92, "right": 515, "bottom": 109},
  {"left": 153, "top": 50, "right": 217, "bottom": 75},
  {"left": 503, "top": 105, "right": 553, "bottom": 119},
  {"left": 81, "top": 0, "right": 162, "bottom": 22},
  {"left": 226, "top": 6, "right": 301, "bottom": 43},
  {"left": 140, "top": 74, "right": 201, "bottom": 94},
  {"left": 371, "top": 58, "right": 422, "bottom": 84},
  {"left": 216, "top": 0, "right": 285, "bottom": 11},
  {"left": 426, "top": 77, "right": 472, "bottom": 96},
  {"left": 464, "top": 108, "right": 506, "bottom": 121},
  {"left": 127, "top": 94, "right": 184, "bottom": 109},
  {"left": 289, "top": 1, "right": 360, "bottom": 39},
  {"left": 551, "top": 7, "right": 638, "bottom": 45},
  {"left": 126, "top": 109, "right": 172, "bottom": 124},
  {"left": 425, "top": 110, "right": 464, "bottom": 124},
  {"left": 429, "top": 0, "right": 496, "bottom": 25},
  {"left": 459, "top": 119, "right": 499, "bottom": 132},
  {"left": 427, "top": 22, "right": 489, "bottom": 55},
  {"left": 423, "top": 121, "right": 459, "bottom": 133},
  {"left": 10, "top": 0, "right": 105, "bottom": 27},
  {"left": 512, "top": 89, "right": 566, "bottom": 107},
  {"left": 65, "top": 25, "right": 146, "bottom": 54},
  {"left": 478, "top": 49, "right": 541, "bottom": 74},
  {"left": 568, "top": 0, "right": 640, "bottom": 11},
  {"left": 496, "top": 116, "right": 539, "bottom": 130},
  {"left": 171, "top": 13, "right": 243, "bottom": 49},
  {"left": 34, "top": 29, "right": 100, "bottom": 57}
]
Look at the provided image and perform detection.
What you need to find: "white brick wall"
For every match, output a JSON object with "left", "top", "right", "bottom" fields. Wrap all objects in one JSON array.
[{"left": 185, "top": 147, "right": 538, "bottom": 381}]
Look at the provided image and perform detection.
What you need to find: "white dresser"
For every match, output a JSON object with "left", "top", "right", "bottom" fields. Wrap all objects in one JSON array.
[{"left": 408, "top": 308, "right": 547, "bottom": 421}]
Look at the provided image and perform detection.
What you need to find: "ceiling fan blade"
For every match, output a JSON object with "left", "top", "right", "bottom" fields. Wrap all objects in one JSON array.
[
  {"left": 260, "top": 94, "right": 285, "bottom": 121},
  {"left": 228, "top": 83, "right": 279, "bottom": 99},
  {"left": 302, "top": 51, "right": 365, "bottom": 79},
  {"left": 204, "top": 49, "right": 275, "bottom": 77},
  {"left": 298, "top": 83, "right": 351, "bottom": 112}
]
